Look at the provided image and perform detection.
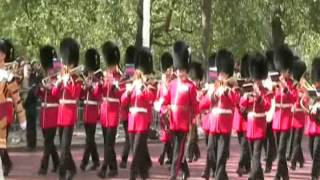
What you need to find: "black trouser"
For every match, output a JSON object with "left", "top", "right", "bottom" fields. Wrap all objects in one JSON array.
[
  {"left": 237, "top": 132, "right": 250, "bottom": 170},
  {"left": 204, "top": 134, "right": 217, "bottom": 176},
  {"left": 248, "top": 139, "right": 264, "bottom": 180},
  {"left": 311, "top": 136, "right": 320, "bottom": 178},
  {"left": 59, "top": 126, "right": 76, "bottom": 178},
  {"left": 264, "top": 122, "right": 276, "bottom": 166},
  {"left": 215, "top": 134, "right": 230, "bottom": 180},
  {"left": 290, "top": 128, "right": 304, "bottom": 166},
  {"left": 286, "top": 129, "right": 294, "bottom": 160},
  {"left": 309, "top": 136, "right": 315, "bottom": 160},
  {"left": 26, "top": 107, "right": 37, "bottom": 149},
  {"left": 121, "top": 121, "right": 130, "bottom": 164},
  {"left": 274, "top": 131, "right": 289, "bottom": 178},
  {"left": 186, "top": 126, "right": 200, "bottom": 161},
  {"left": 101, "top": 127, "right": 117, "bottom": 172},
  {"left": 81, "top": 124, "right": 99, "bottom": 166},
  {"left": 2, "top": 128, "right": 12, "bottom": 173},
  {"left": 170, "top": 131, "right": 189, "bottom": 179},
  {"left": 160, "top": 141, "right": 173, "bottom": 164},
  {"left": 129, "top": 132, "right": 150, "bottom": 179},
  {"left": 40, "top": 128, "right": 59, "bottom": 171}
]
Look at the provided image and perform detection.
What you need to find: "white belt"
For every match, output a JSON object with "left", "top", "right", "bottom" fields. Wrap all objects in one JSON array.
[
  {"left": 84, "top": 100, "right": 98, "bottom": 105},
  {"left": 41, "top": 103, "right": 59, "bottom": 108},
  {"left": 293, "top": 108, "right": 304, "bottom": 112},
  {"left": 211, "top": 108, "right": 232, "bottom": 115},
  {"left": 59, "top": 99, "right": 77, "bottom": 104},
  {"left": 102, "top": 97, "right": 120, "bottom": 103},
  {"left": 171, "top": 105, "right": 188, "bottom": 111},
  {"left": 248, "top": 112, "right": 266, "bottom": 119},
  {"left": 129, "top": 107, "right": 148, "bottom": 114},
  {"left": 275, "top": 103, "right": 292, "bottom": 108},
  {"left": 6, "top": 98, "right": 12, "bottom": 102}
]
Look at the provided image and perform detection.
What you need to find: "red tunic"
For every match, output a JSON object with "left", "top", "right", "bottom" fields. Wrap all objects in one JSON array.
[
  {"left": 52, "top": 75, "right": 82, "bottom": 127},
  {"left": 4, "top": 99, "right": 14, "bottom": 126},
  {"left": 99, "top": 71, "right": 124, "bottom": 128},
  {"left": 82, "top": 79, "right": 101, "bottom": 124},
  {"left": 240, "top": 87, "right": 272, "bottom": 140},
  {"left": 162, "top": 78, "right": 198, "bottom": 132},
  {"left": 291, "top": 91, "right": 306, "bottom": 129},
  {"left": 121, "top": 80, "right": 156, "bottom": 133},
  {"left": 272, "top": 78, "right": 298, "bottom": 132},
  {"left": 36, "top": 81, "right": 60, "bottom": 129},
  {"left": 199, "top": 85, "right": 238, "bottom": 134}
]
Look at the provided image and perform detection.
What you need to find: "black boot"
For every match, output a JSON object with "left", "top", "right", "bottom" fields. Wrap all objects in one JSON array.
[
  {"left": 158, "top": 153, "right": 165, "bottom": 165},
  {"left": 79, "top": 163, "right": 87, "bottom": 171},
  {"left": 108, "top": 169, "right": 118, "bottom": 177},
  {"left": 38, "top": 167, "right": 47, "bottom": 175},
  {"left": 264, "top": 162, "right": 272, "bottom": 173},
  {"left": 90, "top": 162, "right": 100, "bottom": 170},
  {"left": 119, "top": 161, "right": 127, "bottom": 168}
]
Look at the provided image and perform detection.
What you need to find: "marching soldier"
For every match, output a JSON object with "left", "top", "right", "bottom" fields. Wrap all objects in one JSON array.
[
  {"left": 80, "top": 48, "right": 101, "bottom": 171},
  {"left": 199, "top": 49, "right": 238, "bottom": 180},
  {"left": 155, "top": 52, "right": 174, "bottom": 166},
  {"left": 53, "top": 38, "right": 82, "bottom": 180},
  {"left": 263, "top": 50, "right": 278, "bottom": 173},
  {"left": 0, "top": 39, "right": 26, "bottom": 176},
  {"left": 162, "top": 41, "right": 198, "bottom": 180},
  {"left": 240, "top": 52, "right": 272, "bottom": 180},
  {"left": 186, "top": 62, "right": 203, "bottom": 163},
  {"left": 300, "top": 57, "right": 320, "bottom": 180},
  {"left": 289, "top": 58, "right": 306, "bottom": 170},
  {"left": 120, "top": 45, "right": 136, "bottom": 168},
  {"left": 121, "top": 47, "right": 157, "bottom": 180},
  {"left": 233, "top": 53, "right": 251, "bottom": 176},
  {"left": 97, "top": 41, "right": 124, "bottom": 178},
  {"left": 272, "top": 45, "right": 297, "bottom": 180},
  {"left": 37, "top": 45, "right": 60, "bottom": 175}
]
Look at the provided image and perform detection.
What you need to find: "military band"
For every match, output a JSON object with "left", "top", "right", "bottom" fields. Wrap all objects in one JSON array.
[{"left": 3, "top": 37, "right": 320, "bottom": 180}]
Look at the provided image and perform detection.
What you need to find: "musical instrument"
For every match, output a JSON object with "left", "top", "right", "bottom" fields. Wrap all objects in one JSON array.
[{"left": 81, "top": 68, "right": 103, "bottom": 87}]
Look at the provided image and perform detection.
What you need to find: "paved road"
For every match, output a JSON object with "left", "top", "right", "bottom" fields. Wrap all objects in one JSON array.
[{"left": 5, "top": 137, "right": 313, "bottom": 180}]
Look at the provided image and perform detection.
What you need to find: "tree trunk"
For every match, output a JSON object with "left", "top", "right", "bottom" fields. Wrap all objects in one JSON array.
[
  {"left": 271, "top": 10, "right": 285, "bottom": 50},
  {"left": 135, "top": 0, "right": 151, "bottom": 48},
  {"left": 201, "top": 0, "right": 213, "bottom": 64}
]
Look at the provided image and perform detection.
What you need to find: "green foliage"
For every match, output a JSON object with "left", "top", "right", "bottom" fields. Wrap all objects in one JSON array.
[{"left": 0, "top": 0, "right": 319, "bottom": 70}]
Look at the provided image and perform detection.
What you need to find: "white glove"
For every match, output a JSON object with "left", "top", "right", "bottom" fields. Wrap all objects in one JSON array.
[
  {"left": 62, "top": 74, "right": 70, "bottom": 85},
  {"left": 154, "top": 101, "right": 162, "bottom": 112},
  {"left": 20, "top": 121, "right": 27, "bottom": 130}
]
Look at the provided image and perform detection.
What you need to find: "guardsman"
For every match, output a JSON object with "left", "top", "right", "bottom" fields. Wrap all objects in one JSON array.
[
  {"left": 162, "top": 41, "right": 198, "bottom": 180},
  {"left": 199, "top": 49, "right": 238, "bottom": 180},
  {"left": 53, "top": 38, "right": 82, "bottom": 180},
  {"left": 240, "top": 52, "right": 272, "bottom": 180},
  {"left": 37, "top": 45, "right": 60, "bottom": 175},
  {"left": 233, "top": 53, "right": 251, "bottom": 176},
  {"left": 121, "top": 47, "right": 157, "bottom": 180},
  {"left": 97, "top": 41, "right": 123, "bottom": 178},
  {"left": 0, "top": 39, "right": 26, "bottom": 176},
  {"left": 272, "top": 45, "right": 297, "bottom": 180},
  {"left": 300, "top": 57, "right": 320, "bottom": 180},
  {"left": 289, "top": 58, "right": 306, "bottom": 170},
  {"left": 186, "top": 62, "right": 203, "bottom": 163},
  {"left": 120, "top": 45, "right": 136, "bottom": 169},
  {"left": 155, "top": 52, "right": 174, "bottom": 166},
  {"left": 263, "top": 50, "right": 278, "bottom": 173},
  {"left": 79, "top": 48, "right": 101, "bottom": 171},
  {"left": 200, "top": 53, "right": 217, "bottom": 179}
]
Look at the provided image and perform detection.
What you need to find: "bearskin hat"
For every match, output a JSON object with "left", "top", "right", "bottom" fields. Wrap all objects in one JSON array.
[
  {"left": 240, "top": 53, "right": 250, "bottom": 78},
  {"left": 160, "top": 52, "right": 173, "bottom": 72},
  {"left": 135, "top": 47, "right": 153, "bottom": 75},
  {"left": 291, "top": 58, "right": 306, "bottom": 81},
  {"left": 39, "top": 45, "right": 57, "bottom": 71},
  {"left": 311, "top": 57, "right": 320, "bottom": 83},
  {"left": 85, "top": 48, "right": 100, "bottom": 72},
  {"left": 188, "top": 61, "right": 204, "bottom": 81},
  {"left": 208, "top": 53, "right": 216, "bottom": 67},
  {"left": 101, "top": 41, "right": 120, "bottom": 66},
  {"left": 274, "top": 45, "right": 294, "bottom": 72},
  {"left": 215, "top": 49, "right": 234, "bottom": 77},
  {"left": 172, "top": 41, "right": 191, "bottom": 70},
  {"left": 249, "top": 52, "right": 268, "bottom": 80},
  {"left": 0, "top": 39, "right": 14, "bottom": 63},
  {"left": 265, "top": 50, "right": 276, "bottom": 71},
  {"left": 59, "top": 37, "right": 80, "bottom": 67},
  {"left": 125, "top": 45, "right": 136, "bottom": 65}
]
